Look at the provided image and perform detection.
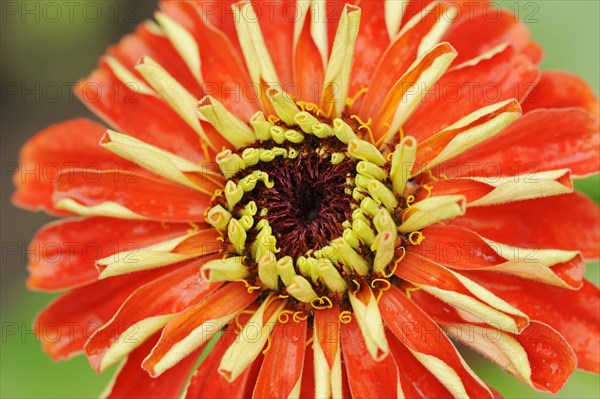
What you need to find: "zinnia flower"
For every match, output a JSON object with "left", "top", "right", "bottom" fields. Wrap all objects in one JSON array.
[{"left": 14, "top": 0, "right": 600, "bottom": 398}]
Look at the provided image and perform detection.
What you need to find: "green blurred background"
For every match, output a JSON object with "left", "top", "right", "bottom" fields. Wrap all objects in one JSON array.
[{"left": 1, "top": 1, "right": 598, "bottom": 398}]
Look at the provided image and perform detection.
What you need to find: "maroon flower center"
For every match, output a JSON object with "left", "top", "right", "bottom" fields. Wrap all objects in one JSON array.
[{"left": 244, "top": 138, "right": 354, "bottom": 259}]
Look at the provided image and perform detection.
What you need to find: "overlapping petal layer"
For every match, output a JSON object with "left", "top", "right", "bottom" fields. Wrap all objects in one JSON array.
[{"left": 14, "top": 1, "right": 600, "bottom": 398}]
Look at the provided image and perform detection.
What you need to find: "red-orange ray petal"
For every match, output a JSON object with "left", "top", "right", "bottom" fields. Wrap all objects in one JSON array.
[
  {"left": 465, "top": 273, "right": 600, "bottom": 373},
  {"left": 76, "top": 65, "right": 209, "bottom": 162},
  {"left": 104, "top": 333, "right": 203, "bottom": 399},
  {"left": 387, "top": 329, "right": 454, "bottom": 398},
  {"left": 34, "top": 265, "right": 176, "bottom": 360},
  {"left": 27, "top": 217, "right": 191, "bottom": 291},
  {"left": 313, "top": 302, "right": 340, "bottom": 373},
  {"left": 185, "top": 308, "right": 263, "bottom": 398},
  {"left": 415, "top": 172, "right": 572, "bottom": 205},
  {"left": 325, "top": 0, "right": 349, "bottom": 55},
  {"left": 450, "top": 192, "right": 600, "bottom": 260},
  {"left": 11, "top": 118, "right": 131, "bottom": 214},
  {"left": 405, "top": 45, "right": 538, "bottom": 142},
  {"left": 444, "top": 8, "right": 542, "bottom": 65},
  {"left": 108, "top": 21, "right": 203, "bottom": 97},
  {"left": 412, "top": 290, "right": 577, "bottom": 393},
  {"left": 359, "top": 1, "right": 453, "bottom": 120},
  {"left": 256, "top": 0, "right": 295, "bottom": 86},
  {"left": 85, "top": 258, "right": 222, "bottom": 372},
  {"left": 341, "top": 318, "right": 400, "bottom": 398},
  {"left": 293, "top": 4, "right": 326, "bottom": 104},
  {"left": 348, "top": 0, "right": 389, "bottom": 100},
  {"left": 437, "top": 108, "right": 600, "bottom": 178},
  {"left": 372, "top": 42, "right": 458, "bottom": 144},
  {"left": 395, "top": 252, "right": 529, "bottom": 332},
  {"left": 299, "top": 327, "right": 315, "bottom": 399},
  {"left": 379, "top": 284, "right": 494, "bottom": 398},
  {"left": 52, "top": 169, "right": 211, "bottom": 222},
  {"left": 159, "top": 1, "right": 258, "bottom": 120},
  {"left": 142, "top": 282, "right": 259, "bottom": 376},
  {"left": 523, "top": 71, "right": 600, "bottom": 118},
  {"left": 253, "top": 316, "right": 308, "bottom": 398},
  {"left": 411, "top": 225, "right": 585, "bottom": 289}
]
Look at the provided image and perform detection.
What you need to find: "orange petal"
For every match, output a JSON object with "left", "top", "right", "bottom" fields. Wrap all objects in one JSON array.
[
  {"left": 444, "top": 8, "right": 542, "bottom": 65},
  {"left": 416, "top": 169, "right": 573, "bottom": 207},
  {"left": 293, "top": 2, "right": 326, "bottom": 104},
  {"left": 523, "top": 71, "right": 599, "bottom": 118},
  {"left": 379, "top": 285, "right": 493, "bottom": 398},
  {"left": 395, "top": 253, "right": 529, "bottom": 332},
  {"left": 104, "top": 333, "right": 202, "bottom": 399},
  {"left": 26, "top": 217, "right": 190, "bottom": 291},
  {"left": 413, "top": 99, "right": 521, "bottom": 175},
  {"left": 85, "top": 258, "right": 222, "bottom": 372},
  {"left": 372, "top": 42, "right": 458, "bottom": 145},
  {"left": 413, "top": 290, "right": 576, "bottom": 393},
  {"left": 76, "top": 63, "right": 209, "bottom": 162},
  {"left": 404, "top": 44, "right": 538, "bottom": 143},
  {"left": 142, "top": 282, "right": 258, "bottom": 377},
  {"left": 107, "top": 21, "right": 203, "bottom": 97},
  {"left": 387, "top": 329, "right": 454, "bottom": 398},
  {"left": 359, "top": 1, "right": 455, "bottom": 120},
  {"left": 34, "top": 266, "right": 176, "bottom": 360},
  {"left": 348, "top": 0, "right": 389, "bottom": 102},
  {"left": 184, "top": 310, "right": 263, "bottom": 398},
  {"left": 11, "top": 119, "right": 130, "bottom": 214},
  {"left": 412, "top": 225, "right": 585, "bottom": 289},
  {"left": 52, "top": 169, "right": 210, "bottom": 222},
  {"left": 253, "top": 316, "right": 308, "bottom": 398},
  {"left": 313, "top": 302, "right": 343, "bottom": 398},
  {"left": 465, "top": 273, "right": 600, "bottom": 374},
  {"left": 341, "top": 318, "right": 400, "bottom": 398},
  {"left": 438, "top": 108, "right": 600, "bottom": 178},
  {"left": 451, "top": 192, "right": 600, "bottom": 260},
  {"left": 159, "top": 1, "right": 258, "bottom": 120}
]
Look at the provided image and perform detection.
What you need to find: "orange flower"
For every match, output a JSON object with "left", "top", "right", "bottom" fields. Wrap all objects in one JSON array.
[{"left": 14, "top": 1, "right": 600, "bottom": 398}]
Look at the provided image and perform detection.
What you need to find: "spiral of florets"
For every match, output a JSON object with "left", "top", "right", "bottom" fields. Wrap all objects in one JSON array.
[{"left": 202, "top": 96, "right": 413, "bottom": 311}]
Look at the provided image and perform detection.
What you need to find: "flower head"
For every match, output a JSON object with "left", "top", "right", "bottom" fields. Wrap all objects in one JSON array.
[{"left": 14, "top": 1, "right": 600, "bottom": 398}]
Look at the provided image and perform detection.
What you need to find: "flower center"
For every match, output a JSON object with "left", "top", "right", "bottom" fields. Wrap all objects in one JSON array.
[
  {"left": 243, "top": 136, "right": 354, "bottom": 259},
  {"left": 204, "top": 102, "right": 406, "bottom": 309}
]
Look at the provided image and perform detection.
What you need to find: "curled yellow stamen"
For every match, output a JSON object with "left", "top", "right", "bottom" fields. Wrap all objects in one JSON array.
[
  {"left": 408, "top": 231, "right": 425, "bottom": 245},
  {"left": 401, "top": 196, "right": 416, "bottom": 223},
  {"left": 345, "top": 86, "right": 369, "bottom": 108},
  {"left": 267, "top": 114, "right": 280, "bottom": 124},
  {"left": 427, "top": 170, "right": 439, "bottom": 182},
  {"left": 311, "top": 296, "right": 333, "bottom": 310},
  {"left": 262, "top": 334, "right": 273, "bottom": 354},
  {"left": 383, "top": 249, "right": 404, "bottom": 278},
  {"left": 296, "top": 101, "right": 325, "bottom": 117},
  {"left": 200, "top": 141, "right": 210, "bottom": 162},
  {"left": 350, "top": 115, "right": 375, "bottom": 144},
  {"left": 210, "top": 189, "right": 223, "bottom": 202},
  {"left": 234, "top": 279, "right": 262, "bottom": 294},
  {"left": 422, "top": 184, "right": 433, "bottom": 200},
  {"left": 339, "top": 310, "right": 353, "bottom": 324},
  {"left": 405, "top": 285, "right": 421, "bottom": 299},
  {"left": 293, "top": 311, "right": 308, "bottom": 323},
  {"left": 188, "top": 222, "right": 200, "bottom": 231},
  {"left": 234, "top": 309, "right": 256, "bottom": 331},
  {"left": 350, "top": 279, "right": 361, "bottom": 293},
  {"left": 371, "top": 278, "right": 392, "bottom": 303},
  {"left": 305, "top": 337, "right": 314, "bottom": 348},
  {"left": 278, "top": 310, "right": 294, "bottom": 324}
]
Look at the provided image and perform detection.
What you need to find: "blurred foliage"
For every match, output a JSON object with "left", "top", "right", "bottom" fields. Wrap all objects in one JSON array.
[{"left": 1, "top": 1, "right": 599, "bottom": 398}]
